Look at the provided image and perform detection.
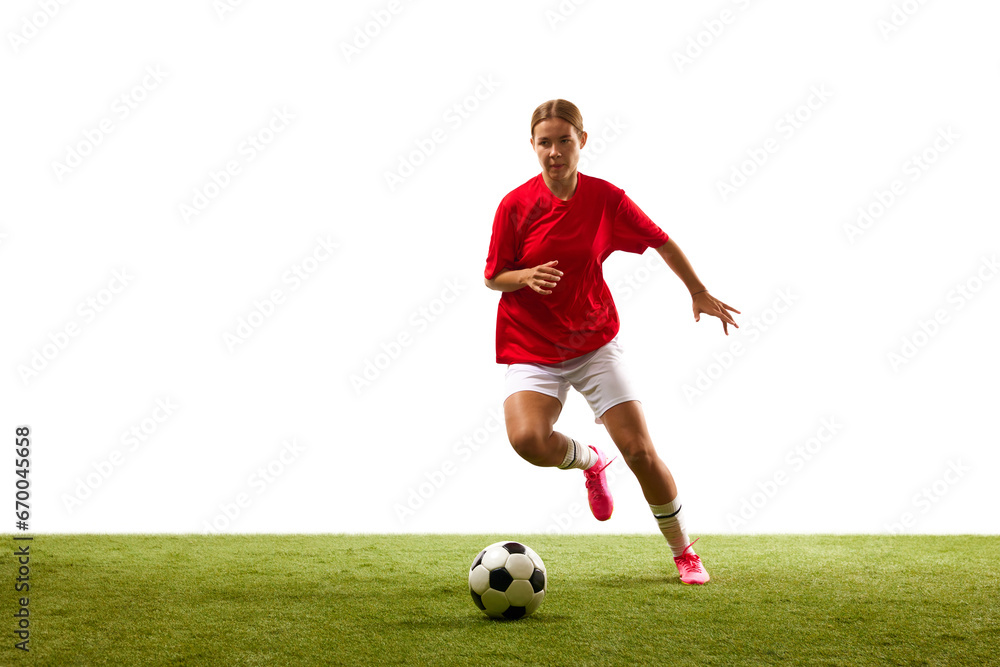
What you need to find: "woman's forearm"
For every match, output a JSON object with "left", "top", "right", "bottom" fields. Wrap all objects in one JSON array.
[
  {"left": 655, "top": 239, "right": 707, "bottom": 296},
  {"left": 485, "top": 269, "right": 528, "bottom": 292}
]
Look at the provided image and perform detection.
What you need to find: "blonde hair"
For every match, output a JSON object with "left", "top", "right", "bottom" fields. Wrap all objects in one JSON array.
[{"left": 530, "top": 99, "right": 584, "bottom": 140}]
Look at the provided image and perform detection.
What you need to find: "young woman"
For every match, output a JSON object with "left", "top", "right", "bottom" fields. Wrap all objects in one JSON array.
[{"left": 484, "top": 99, "right": 739, "bottom": 585}]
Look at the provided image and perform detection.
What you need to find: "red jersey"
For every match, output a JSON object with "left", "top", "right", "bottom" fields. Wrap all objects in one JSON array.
[{"left": 484, "top": 172, "right": 669, "bottom": 365}]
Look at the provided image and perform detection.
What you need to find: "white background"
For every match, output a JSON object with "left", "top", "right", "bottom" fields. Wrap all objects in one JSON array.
[{"left": 2, "top": 0, "right": 998, "bottom": 535}]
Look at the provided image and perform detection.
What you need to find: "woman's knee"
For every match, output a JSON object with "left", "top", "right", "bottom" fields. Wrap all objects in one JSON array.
[
  {"left": 504, "top": 392, "right": 561, "bottom": 463},
  {"left": 507, "top": 426, "right": 552, "bottom": 464},
  {"left": 618, "top": 438, "right": 657, "bottom": 471}
]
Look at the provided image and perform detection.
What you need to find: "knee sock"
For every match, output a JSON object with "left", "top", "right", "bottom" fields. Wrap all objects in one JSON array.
[
  {"left": 557, "top": 437, "right": 597, "bottom": 471},
  {"left": 649, "top": 497, "right": 693, "bottom": 558}
]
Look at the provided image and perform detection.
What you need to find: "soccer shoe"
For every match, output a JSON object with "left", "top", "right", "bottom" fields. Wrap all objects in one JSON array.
[
  {"left": 674, "top": 538, "right": 710, "bottom": 585},
  {"left": 583, "top": 445, "right": 615, "bottom": 521}
]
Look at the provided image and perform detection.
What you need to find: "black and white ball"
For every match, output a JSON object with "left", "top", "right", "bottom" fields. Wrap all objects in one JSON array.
[{"left": 469, "top": 541, "right": 546, "bottom": 619}]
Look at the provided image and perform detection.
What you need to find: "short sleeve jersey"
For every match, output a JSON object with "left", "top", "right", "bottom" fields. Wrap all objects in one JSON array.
[{"left": 484, "top": 172, "right": 669, "bottom": 365}]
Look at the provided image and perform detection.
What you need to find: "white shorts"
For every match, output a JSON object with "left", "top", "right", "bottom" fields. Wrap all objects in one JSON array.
[{"left": 503, "top": 335, "right": 640, "bottom": 424}]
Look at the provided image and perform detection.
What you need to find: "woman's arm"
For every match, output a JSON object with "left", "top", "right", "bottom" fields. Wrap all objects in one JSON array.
[
  {"left": 655, "top": 239, "right": 740, "bottom": 335},
  {"left": 655, "top": 238, "right": 706, "bottom": 296},
  {"left": 485, "top": 269, "right": 528, "bottom": 292},
  {"left": 485, "top": 261, "right": 563, "bottom": 295}
]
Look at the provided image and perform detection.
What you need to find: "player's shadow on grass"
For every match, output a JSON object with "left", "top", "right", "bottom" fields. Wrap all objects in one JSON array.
[
  {"left": 396, "top": 615, "right": 571, "bottom": 629},
  {"left": 469, "top": 614, "right": 571, "bottom": 625},
  {"left": 588, "top": 574, "right": 681, "bottom": 588}
]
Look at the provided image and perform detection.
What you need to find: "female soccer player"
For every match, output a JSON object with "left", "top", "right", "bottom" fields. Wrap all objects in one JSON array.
[{"left": 483, "top": 99, "right": 739, "bottom": 585}]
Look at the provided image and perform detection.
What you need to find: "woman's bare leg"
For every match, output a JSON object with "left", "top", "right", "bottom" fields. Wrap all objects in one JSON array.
[
  {"left": 503, "top": 390, "right": 568, "bottom": 467},
  {"left": 599, "top": 400, "right": 677, "bottom": 505}
]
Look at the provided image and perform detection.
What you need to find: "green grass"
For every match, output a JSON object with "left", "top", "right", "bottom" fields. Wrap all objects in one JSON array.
[{"left": 3, "top": 535, "right": 998, "bottom": 665}]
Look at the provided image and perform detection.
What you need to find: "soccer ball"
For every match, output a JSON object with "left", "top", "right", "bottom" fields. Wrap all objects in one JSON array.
[{"left": 468, "top": 541, "right": 547, "bottom": 619}]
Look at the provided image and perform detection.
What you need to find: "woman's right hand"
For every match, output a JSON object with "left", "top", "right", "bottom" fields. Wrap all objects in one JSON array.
[{"left": 522, "top": 260, "right": 563, "bottom": 295}]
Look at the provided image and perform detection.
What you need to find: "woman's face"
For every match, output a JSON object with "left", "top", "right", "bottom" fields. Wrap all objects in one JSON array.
[{"left": 531, "top": 118, "right": 587, "bottom": 180}]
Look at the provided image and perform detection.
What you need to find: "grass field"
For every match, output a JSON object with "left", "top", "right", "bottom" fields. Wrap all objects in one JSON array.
[{"left": 3, "top": 534, "right": 998, "bottom": 665}]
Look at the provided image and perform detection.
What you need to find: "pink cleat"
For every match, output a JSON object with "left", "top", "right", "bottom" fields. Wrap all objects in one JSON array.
[
  {"left": 674, "top": 538, "right": 710, "bottom": 585},
  {"left": 583, "top": 445, "right": 615, "bottom": 521}
]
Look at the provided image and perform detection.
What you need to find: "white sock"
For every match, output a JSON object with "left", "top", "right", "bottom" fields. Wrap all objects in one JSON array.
[
  {"left": 649, "top": 497, "right": 692, "bottom": 558},
  {"left": 557, "top": 437, "right": 597, "bottom": 470}
]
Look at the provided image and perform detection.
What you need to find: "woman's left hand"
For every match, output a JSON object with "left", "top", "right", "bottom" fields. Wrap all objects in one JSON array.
[{"left": 692, "top": 291, "right": 740, "bottom": 335}]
